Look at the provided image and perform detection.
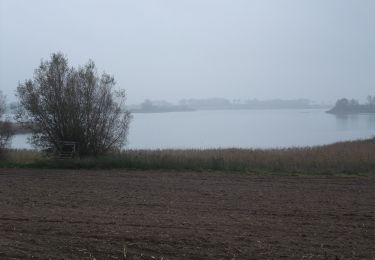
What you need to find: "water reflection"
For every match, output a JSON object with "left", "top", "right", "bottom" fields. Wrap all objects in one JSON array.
[
  {"left": 368, "top": 114, "right": 375, "bottom": 130},
  {"left": 333, "top": 113, "right": 375, "bottom": 132},
  {"left": 334, "top": 113, "right": 359, "bottom": 131}
]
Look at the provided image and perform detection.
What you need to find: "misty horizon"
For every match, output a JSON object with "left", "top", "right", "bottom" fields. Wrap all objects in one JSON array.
[{"left": 1, "top": 0, "right": 375, "bottom": 104}]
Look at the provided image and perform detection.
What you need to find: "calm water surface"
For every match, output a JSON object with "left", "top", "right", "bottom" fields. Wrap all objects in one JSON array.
[{"left": 11, "top": 109, "right": 375, "bottom": 149}]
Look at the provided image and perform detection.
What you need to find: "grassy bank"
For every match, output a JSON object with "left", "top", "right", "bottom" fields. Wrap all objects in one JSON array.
[{"left": 1, "top": 138, "right": 375, "bottom": 174}]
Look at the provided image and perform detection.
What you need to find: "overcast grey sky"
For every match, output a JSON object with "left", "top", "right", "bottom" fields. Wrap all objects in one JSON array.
[{"left": 0, "top": 0, "right": 374, "bottom": 104}]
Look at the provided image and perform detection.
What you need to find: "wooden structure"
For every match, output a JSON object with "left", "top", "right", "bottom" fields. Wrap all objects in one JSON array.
[{"left": 58, "top": 141, "right": 76, "bottom": 159}]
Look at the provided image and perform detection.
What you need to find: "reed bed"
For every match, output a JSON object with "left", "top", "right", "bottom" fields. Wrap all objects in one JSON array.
[
  {"left": 0, "top": 149, "right": 40, "bottom": 168},
  {"left": 1, "top": 138, "right": 374, "bottom": 174},
  {"left": 0, "top": 149, "right": 42, "bottom": 164},
  {"left": 117, "top": 138, "right": 375, "bottom": 174}
]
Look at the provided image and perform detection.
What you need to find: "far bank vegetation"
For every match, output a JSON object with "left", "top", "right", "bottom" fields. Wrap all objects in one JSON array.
[{"left": 328, "top": 96, "right": 375, "bottom": 114}]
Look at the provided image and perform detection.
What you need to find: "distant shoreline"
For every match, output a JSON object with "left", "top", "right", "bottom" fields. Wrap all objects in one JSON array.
[
  {"left": 130, "top": 106, "right": 329, "bottom": 114},
  {"left": 128, "top": 98, "right": 330, "bottom": 113},
  {"left": 130, "top": 107, "right": 195, "bottom": 113},
  {"left": 327, "top": 107, "right": 375, "bottom": 115}
]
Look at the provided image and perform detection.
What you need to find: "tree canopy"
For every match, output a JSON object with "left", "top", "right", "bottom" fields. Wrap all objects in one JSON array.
[{"left": 17, "top": 53, "right": 131, "bottom": 156}]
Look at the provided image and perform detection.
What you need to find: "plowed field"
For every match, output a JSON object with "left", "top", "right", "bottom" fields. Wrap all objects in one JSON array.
[{"left": 0, "top": 169, "right": 374, "bottom": 259}]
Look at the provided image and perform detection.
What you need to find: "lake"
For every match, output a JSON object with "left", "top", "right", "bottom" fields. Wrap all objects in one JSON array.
[{"left": 10, "top": 109, "right": 375, "bottom": 150}]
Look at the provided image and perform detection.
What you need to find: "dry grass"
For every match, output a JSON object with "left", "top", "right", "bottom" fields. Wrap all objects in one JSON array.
[
  {"left": 119, "top": 138, "right": 375, "bottom": 174},
  {"left": 1, "top": 138, "right": 374, "bottom": 175},
  {"left": 1, "top": 149, "right": 42, "bottom": 164}
]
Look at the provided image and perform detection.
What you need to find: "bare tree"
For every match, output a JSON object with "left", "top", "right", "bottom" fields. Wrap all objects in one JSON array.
[
  {"left": 0, "top": 91, "right": 13, "bottom": 155},
  {"left": 16, "top": 53, "right": 131, "bottom": 156}
]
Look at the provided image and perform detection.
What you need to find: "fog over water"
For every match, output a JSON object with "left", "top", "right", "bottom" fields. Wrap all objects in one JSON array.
[
  {"left": 12, "top": 109, "right": 375, "bottom": 150},
  {"left": 1, "top": 0, "right": 375, "bottom": 104}
]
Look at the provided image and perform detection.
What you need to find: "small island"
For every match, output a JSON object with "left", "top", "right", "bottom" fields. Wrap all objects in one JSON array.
[{"left": 327, "top": 96, "right": 375, "bottom": 115}]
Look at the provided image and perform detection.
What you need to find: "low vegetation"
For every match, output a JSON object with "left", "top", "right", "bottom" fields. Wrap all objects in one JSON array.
[
  {"left": 1, "top": 138, "right": 374, "bottom": 175},
  {"left": 1, "top": 149, "right": 42, "bottom": 165}
]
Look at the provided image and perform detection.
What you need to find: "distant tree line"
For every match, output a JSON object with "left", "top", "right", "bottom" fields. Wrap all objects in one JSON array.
[
  {"left": 327, "top": 96, "right": 375, "bottom": 114},
  {"left": 130, "top": 98, "right": 325, "bottom": 113},
  {"left": 132, "top": 99, "right": 194, "bottom": 113}
]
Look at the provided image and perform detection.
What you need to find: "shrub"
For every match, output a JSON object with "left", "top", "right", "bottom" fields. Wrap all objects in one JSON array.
[{"left": 16, "top": 53, "right": 131, "bottom": 156}]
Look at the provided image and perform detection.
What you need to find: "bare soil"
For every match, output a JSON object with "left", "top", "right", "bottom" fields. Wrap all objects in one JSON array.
[{"left": 0, "top": 169, "right": 374, "bottom": 259}]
